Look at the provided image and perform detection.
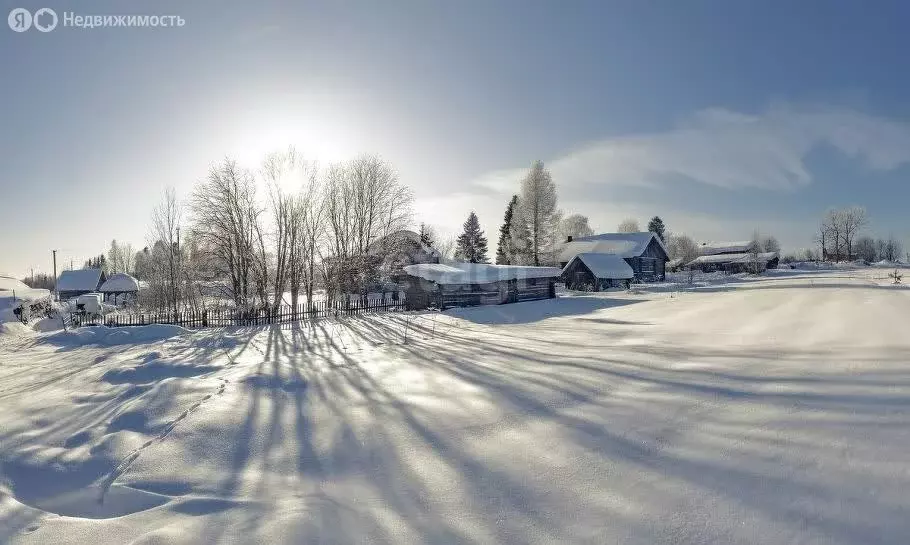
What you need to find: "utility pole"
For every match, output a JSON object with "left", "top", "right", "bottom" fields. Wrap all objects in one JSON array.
[{"left": 52, "top": 250, "right": 58, "bottom": 301}]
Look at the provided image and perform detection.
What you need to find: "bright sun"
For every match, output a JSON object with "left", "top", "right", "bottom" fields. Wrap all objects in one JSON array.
[{"left": 228, "top": 117, "right": 355, "bottom": 170}]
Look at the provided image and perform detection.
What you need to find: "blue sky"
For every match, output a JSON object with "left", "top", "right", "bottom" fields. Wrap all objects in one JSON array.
[{"left": 3, "top": 0, "right": 910, "bottom": 276}]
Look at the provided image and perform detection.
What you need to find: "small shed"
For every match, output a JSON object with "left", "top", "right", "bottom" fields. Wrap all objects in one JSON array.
[
  {"left": 57, "top": 269, "right": 104, "bottom": 300},
  {"left": 562, "top": 253, "right": 634, "bottom": 291},
  {"left": 399, "top": 262, "right": 561, "bottom": 310},
  {"left": 99, "top": 272, "right": 140, "bottom": 305}
]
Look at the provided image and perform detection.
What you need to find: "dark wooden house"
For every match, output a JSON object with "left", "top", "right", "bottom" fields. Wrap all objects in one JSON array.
[
  {"left": 561, "top": 253, "right": 634, "bottom": 291},
  {"left": 686, "top": 241, "right": 779, "bottom": 273},
  {"left": 398, "top": 263, "right": 560, "bottom": 310},
  {"left": 558, "top": 232, "right": 669, "bottom": 282}
]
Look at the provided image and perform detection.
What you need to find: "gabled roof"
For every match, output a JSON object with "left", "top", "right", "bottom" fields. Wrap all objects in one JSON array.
[
  {"left": 699, "top": 241, "right": 754, "bottom": 256},
  {"left": 564, "top": 253, "right": 634, "bottom": 279},
  {"left": 559, "top": 232, "right": 667, "bottom": 263},
  {"left": 57, "top": 269, "right": 102, "bottom": 292},
  {"left": 403, "top": 262, "right": 561, "bottom": 284},
  {"left": 99, "top": 273, "right": 139, "bottom": 293}
]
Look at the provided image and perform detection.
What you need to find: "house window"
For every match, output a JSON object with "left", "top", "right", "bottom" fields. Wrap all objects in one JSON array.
[{"left": 641, "top": 259, "right": 655, "bottom": 273}]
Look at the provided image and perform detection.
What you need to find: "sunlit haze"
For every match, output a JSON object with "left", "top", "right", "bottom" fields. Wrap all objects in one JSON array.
[{"left": 3, "top": 0, "right": 910, "bottom": 277}]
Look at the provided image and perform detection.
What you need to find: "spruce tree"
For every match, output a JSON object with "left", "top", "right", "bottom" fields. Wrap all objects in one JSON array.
[
  {"left": 455, "top": 211, "right": 489, "bottom": 263},
  {"left": 647, "top": 216, "right": 666, "bottom": 242},
  {"left": 496, "top": 195, "right": 518, "bottom": 264}
]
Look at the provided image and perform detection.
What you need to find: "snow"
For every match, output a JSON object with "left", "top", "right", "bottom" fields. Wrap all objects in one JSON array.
[
  {"left": 0, "top": 275, "right": 49, "bottom": 306},
  {"left": 3, "top": 268, "right": 910, "bottom": 544},
  {"left": 559, "top": 232, "right": 667, "bottom": 264},
  {"left": 565, "top": 252, "right": 634, "bottom": 279},
  {"left": 687, "top": 251, "right": 778, "bottom": 265},
  {"left": 698, "top": 241, "right": 754, "bottom": 255},
  {"left": 56, "top": 269, "right": 102, "bottom": 293},
  {"left": 98, "top": 273, "right": 139, "bottom": 293},
  {"left": 403, "top": 262, "right": 561, "bottom": 284}
]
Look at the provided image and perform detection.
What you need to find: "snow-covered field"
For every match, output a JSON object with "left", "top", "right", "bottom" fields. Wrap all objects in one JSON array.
[{"left": 2, "top": 267, "right": 910, "bottom": 544}]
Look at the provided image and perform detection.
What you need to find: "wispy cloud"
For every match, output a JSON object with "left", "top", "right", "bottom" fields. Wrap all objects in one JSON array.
[{"left": 473, "top": 105, "right": 910, "bottom": 193}]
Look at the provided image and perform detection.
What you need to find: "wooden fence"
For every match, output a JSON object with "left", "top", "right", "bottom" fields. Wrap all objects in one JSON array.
[{"left": 70, "top": 296, "right": 407, "bottom": 329}]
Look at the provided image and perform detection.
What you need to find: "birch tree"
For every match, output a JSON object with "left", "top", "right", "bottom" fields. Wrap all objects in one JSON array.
[
  {"left": 513, "top": 161, "right": 559, "bottom": 266},
  {"left": 190, "top": 158, "right": 261, "bottom": 309}
]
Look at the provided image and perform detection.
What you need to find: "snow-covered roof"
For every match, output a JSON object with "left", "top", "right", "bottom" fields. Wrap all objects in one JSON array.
[
  {"left": 565, "top": 253, "right": 634, "bottom": 279},
  {"left": 99, "top": 273, "right": 139, "bottom": 293},
  {"left": 559, "top": 232, "right": 667, "bottom": 263},
  {"left": 57, "top": 269, "right": 102, "bottom": 292},
  {"left": 688, "top": 252, "right": 778, "bottom": 265},
  {"left": 699, "top": 241, "right": 754, "bottom": 256},
  {"left": 403, "top": 262, "right": 561, "bottom": 284}
]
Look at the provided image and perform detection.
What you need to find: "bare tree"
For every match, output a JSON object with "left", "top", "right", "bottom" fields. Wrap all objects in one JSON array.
[
  {"left": 297, "top": 165, "right": 326, "bottom": 308},
  {"left": 150, "top": 187, "right": 182, "bottom": 314},
  {"left": 617, "top": 218, "right": 640, "bottom": 233},
  {"left": 323, "top": 155, "right": 412, "bottom": 295},
  {"left": 513, "top": 160, "right": 560, "bottom": 266},
  {"left": 190, "top": 158, "right": 262, "bottom": 310},
  {"left": 759, "top": 235, "right": 781, "bottom": 254},
  {"left": 854, "top": 236, "right": 876, "bottom": 262},
  {"left": 436, "top": 235, "right": 458, "bottom": 261},
  {"left": 259, "top": 148, "right": 318, "bottom": 311},
  {"left": 881, "top": 234, "right": 903, "bottom": 262},
  {"left": 667, "top": 234, "right": 699, "bottom": 264},
  {"left": 839, "top": 206, "right": 867, "bottom": 261},
  {"left": 819, "top": 209, "right": 842, "bottom": 261}
]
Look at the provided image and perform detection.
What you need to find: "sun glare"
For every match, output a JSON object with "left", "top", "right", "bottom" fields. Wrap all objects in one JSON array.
[{"left": 227, "top": 118, "right": 356, "bottom": 171}]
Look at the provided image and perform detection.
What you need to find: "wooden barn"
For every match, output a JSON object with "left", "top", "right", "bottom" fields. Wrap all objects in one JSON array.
[
  {"left": 686, "top": 241, "right": 779, "bottom": 273},
  {"left": 398, "top": 262, "right": 561, "bottom": 310},
  {"left": 561, "top": 253, "right": 634, "bottom": 291},
  {"left": 56, "top": 268, "right": 104, "bottom": 301},
  {"left": 687, "top": 252, "right": 780, "bottom": 274},
  {"left": 558, "top": 232, "right": 669, "bottom": 282}
]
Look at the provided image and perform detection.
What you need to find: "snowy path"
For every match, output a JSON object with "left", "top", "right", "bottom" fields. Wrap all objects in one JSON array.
[{"left": 2, "top": 269, "right": 910, "bottom": 544}]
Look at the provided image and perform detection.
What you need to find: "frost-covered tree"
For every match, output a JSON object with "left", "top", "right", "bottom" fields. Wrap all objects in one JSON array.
[
  {"left": 495, "top": 195, "right": 518, "bottom": 264},
  {"left": 667, "top": 234, "right": 699, "bottom": 264},
  {"left": 559, "top": 213, "right": 594, "bottom": 241},
  {"left": 107, "top": 240, "right": 135, "bottom": 275},
  {"left": 454, "top": 211, "right": 489, "bottom": 263},
  {"left": 509, "top": 209, "right": 534, "bottom": 265},
  {"left": 759, "top": 235, "right": 781, "bottom": 254},
  {"left": 877, "top": 235, "right": 903, "bottom": 262},
  {"left": 513, "top": 161, "right": 560, "bottom": 266},
  {"left": 647, "top": 216, "right": 666, "bottom": 241},
  {"left": 617, "top": 218, "right": 640, "bottom": 233}
]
